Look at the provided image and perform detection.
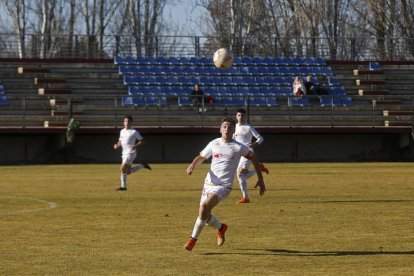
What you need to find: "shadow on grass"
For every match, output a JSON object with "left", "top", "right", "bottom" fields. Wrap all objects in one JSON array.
[
  {"left": 204, "top": 249, "right": 414, "bottom": 256},
  {"left": 279, "top": 199, "right": 414, "bottom": 204}
]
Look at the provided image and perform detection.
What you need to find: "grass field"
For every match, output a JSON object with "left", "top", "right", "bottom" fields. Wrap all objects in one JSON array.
[{"left": 0, "top": 163, "right": 413, "bottom": 275}]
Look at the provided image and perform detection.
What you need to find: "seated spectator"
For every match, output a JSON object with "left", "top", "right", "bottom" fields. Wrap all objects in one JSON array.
[
  {"left": 304, "top": 75, "right": 317, "bottom": 95},
  {"left": 191, "top": 83, "right": 204, "bottom": 108},
  {"left": 292, "top": 76, "right": 306, "bottom": 97}
]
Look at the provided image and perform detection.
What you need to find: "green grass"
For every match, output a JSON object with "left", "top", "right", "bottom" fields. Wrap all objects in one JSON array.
[{"left": 0, "top": 163, "right": 413, "bottom": 275}]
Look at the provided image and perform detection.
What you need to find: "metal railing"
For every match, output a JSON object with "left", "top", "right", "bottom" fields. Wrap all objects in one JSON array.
[
  {"left": 0, "top": 94, "right": 413, "bottom": 130},
  {"left": 2, "top": 33, "right": 414, "bottom": 61}
]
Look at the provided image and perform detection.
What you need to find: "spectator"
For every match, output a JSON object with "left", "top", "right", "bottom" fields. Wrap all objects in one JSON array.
[
  {"left": 191, "top": 83, "right": 205, "bottom": 112},
  {"left": 304, "top": 75, "right": 317, "bottom": 95},
  {"left": 292, "top": 76, "right": 306, "bottom": 97}
]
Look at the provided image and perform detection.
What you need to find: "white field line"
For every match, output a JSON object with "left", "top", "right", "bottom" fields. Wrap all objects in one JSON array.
[{"left": 1, "top": 196, "right": 58, "bottom": 214}]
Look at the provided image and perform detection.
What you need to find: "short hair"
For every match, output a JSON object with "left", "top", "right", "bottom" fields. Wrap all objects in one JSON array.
[
  {"left": 221, "top": 117, "right": 236, "bottom": 127},
  {"left": 124, "top": 115, "right": 133, "bottom": 122},
  {"left": 236, "top": 108, "right": 246, "bottom": 114}
]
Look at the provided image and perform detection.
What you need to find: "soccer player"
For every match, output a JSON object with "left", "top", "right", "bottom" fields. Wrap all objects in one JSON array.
[
  {"left": 234, "top": 108, "right": 269, "bottom": 203},
  {"left": 113, "top": 115, "right": 151, "bottom": 191},
  {"left": 184, "top": 117, "right": 266, "bottom": 251}
]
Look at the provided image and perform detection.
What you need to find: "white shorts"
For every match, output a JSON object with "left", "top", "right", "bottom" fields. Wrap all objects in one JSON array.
[
  {"left": 122, "top": 152, "right": 137, "bottom": 165},
  {"left": 238, "top": 156, "right": 251, "bottom": 171},
  {"left": 199, "top": 184, "right": 231, "bottom": 205}
]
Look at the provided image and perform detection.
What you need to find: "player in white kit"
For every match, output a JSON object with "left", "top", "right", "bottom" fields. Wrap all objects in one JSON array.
[
  {"left": 184, "top": 117, "right": 266, "bottom": 251},
  {"left": 234, "top": 108, "right": 269, "bottom": 203},
  {"left": 113, "top": 115, "right": 151, "bottom": 191}
]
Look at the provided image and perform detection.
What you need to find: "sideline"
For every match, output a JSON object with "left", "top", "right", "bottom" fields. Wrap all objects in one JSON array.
[{"left": 1, "top": 196, "right": 58, "bottom": 215}]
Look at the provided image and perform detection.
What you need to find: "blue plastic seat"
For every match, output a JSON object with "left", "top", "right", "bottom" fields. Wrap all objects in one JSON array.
[
  {"left": 341, "top": 97, "right": 353, "bottom": 106},
  {"left": 328, "top": 77, "right": 339, "bottom": 86},
  {"left": 320, "top": 96, "right": 341, "bottom": 106},
  {"left": 0, "top": 85, "right": 5, "bottom": 94},
  {"left": 266, "top": 94, "right": 278, "bottom": 106},
  {"left": 334, "top": 87, "right": 346, "bottom": 95},
  {"left": 288, "top": 97, "right": 309, "bottom": 106},
  {"left": 369, "top": 62, "right": 381, "bottom": 70},
  {"left": 132, "top": 95, "right": 146, "bottom": 105},
  {"left": 0, "top": 95, "right": 8, "bottom": 105}
]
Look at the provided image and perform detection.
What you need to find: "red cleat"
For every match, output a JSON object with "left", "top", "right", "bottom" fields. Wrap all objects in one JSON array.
[
  {"left": 238, "top": 197, "right": 250, "bottom": 204},
  {"left": 217, "top": 224, "right": 228, "bottom": 246},
  {"left": 184, "top": 237, "right": 197, "bottom": 251}
]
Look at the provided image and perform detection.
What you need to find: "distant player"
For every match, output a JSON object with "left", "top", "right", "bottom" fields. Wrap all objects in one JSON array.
[
  {"left": 234, "top": 108, "right": 269, "bottom": 203},
  {"left": 113, "top": 115, "right": 151, "bottom": 191},
  {"left": 184, "top": 117, "right": 266, "bottom": 251}
]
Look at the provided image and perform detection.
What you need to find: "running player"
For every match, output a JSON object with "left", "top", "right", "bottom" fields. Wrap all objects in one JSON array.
[
  {"left": 113, "top": 115, "right": 151, "bottom": 191},
  {"left": 184, "top": 117, "right": 266, "bottom": 251},
  {"left": 234, "top": 108, "right": 269, "bottom": 203}
]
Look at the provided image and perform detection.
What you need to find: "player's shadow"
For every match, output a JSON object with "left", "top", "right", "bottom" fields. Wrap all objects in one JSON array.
[{"left": 204, "top": 249, "right": 414, "bottom": 256}]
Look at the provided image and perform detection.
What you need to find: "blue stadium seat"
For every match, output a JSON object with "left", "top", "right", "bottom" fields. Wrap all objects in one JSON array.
[
  {"left": 320, "top": 96, "right": 341, "bottom": 106},
  {"left": 341, "top": 97, "right": 353, "bottom": 106},
  {"left": 369, "top": 62, "right": 381, "bottom": 70},
  {"left": 315, "top": 57, "right": 326, "bottom": 65},
  {"left": 114, "top": 56, "right": 127, "bottom": 64},
  {"left": 288, "top": 97, "right": 309, "bottom": 106},
  {"left": 334, "top": 87, "right": 346, "bottom": 95},
  {"left": 328, "top": 77, "right": 339, "bottom": 86},
  {"left": 0, "top": 85, "right": 4, "bottom": 94},
  {"left": 132, "top": 95, "right": 145, "bottom": 106},
  {"left": 0, "top": 95, "right": 8, "bottom": 105},
  {"left": 121, "top": 96, "right": 133, "bottom": 106},
  {"left": 266, "top": 94, "right": 278, "bottom": 106},
  {"left": 178, "top": 96, "right": 191, "bottom": 106}
]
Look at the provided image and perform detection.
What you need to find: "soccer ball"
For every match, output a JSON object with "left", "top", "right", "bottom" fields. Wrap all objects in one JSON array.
[{"left": 213, "top": 48, "right": 234, "bottom": 69}]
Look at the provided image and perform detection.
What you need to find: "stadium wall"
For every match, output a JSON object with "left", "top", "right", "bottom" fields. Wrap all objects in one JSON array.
[{"left": 0, "top": 132, "right": 412, "bottom": 164}]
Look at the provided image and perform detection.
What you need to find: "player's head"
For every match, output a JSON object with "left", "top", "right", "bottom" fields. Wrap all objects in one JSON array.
[
  {"left": 123, "top": 115, "right": 133, "bottom": 128},
  {"left": 220, "top": 117, "right": 236, "bottom": 142},
  {"left": 236, "top": 108, "right": 246, "bottom": 124}
]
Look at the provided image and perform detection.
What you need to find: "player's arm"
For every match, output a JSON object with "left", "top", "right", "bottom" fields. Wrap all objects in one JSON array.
[
  {"left": 250, "top": 127, "right": 264, "bottom": 149},
  {"left": 245, "top": 151, "right": 266, "bottom": 196},
  {"left": 132, "top": 138, "right": 144, "bottom": 150},
  {"left": 187, "top": 155, "right": 207, "bottom": 175},
  {"left": 113, "top": 140, "right": 121, "bottom": 149}
]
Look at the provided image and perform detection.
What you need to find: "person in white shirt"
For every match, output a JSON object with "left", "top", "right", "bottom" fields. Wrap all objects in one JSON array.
[
  {"left": 234, "top": 108, "right": 269, "bottom": 203},
  {"left": 184, "top": 117, "right": 266, "bottom": 251},
  {"left": 113, "top": 115, "right": 151, "bottom": 191}
]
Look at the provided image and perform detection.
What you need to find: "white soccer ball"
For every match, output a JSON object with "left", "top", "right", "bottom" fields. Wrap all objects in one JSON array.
[{"left": 213, "top": 48, "right": 234, "bottom": 69}]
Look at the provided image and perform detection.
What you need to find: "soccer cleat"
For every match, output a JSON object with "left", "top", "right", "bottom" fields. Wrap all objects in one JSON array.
[
  {"left": 143, "top": 163, "right": 152, "bottom": 170},
  {"left": 217, "top": 223, "right": 228, "bottom": 246},
  {"left": 115, "top": 187, "right": 127, "bottom": 191},
  {"left": 259, "top": 163, "right": 269, "bottom": 174},
  {"left": 238, "top": 197, "right": 250, "bottom": 204},
  {"left": 184, "top": 237, "right": 197, "bottom": 251}
]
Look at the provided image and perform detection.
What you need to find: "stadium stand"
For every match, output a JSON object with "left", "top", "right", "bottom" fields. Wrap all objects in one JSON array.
[
  {"left": 115, "top": 55, "right": 340, "bottom": 108},
  {"left": 0, "top": 58, "right": 412, "bottom": 130}
]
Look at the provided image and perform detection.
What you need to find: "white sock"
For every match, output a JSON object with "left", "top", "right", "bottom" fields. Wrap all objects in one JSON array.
[
  {"left": 130, "top": 164, "right": 144, "bottom": 174},
  {"left": 237, "top": 173, "right": 249, "bottom": 199},
  {"left": 206, "top": 215, "right": 222, "bottom": 230},
  {"left": 191, "top": 217, "right": 206, "bottom": 239},
  {"left": 246, "top": 169, "right": 256, "bottom": 179},
  {"left": 121, "top": 173, "right": 127, "bottom": 188}
]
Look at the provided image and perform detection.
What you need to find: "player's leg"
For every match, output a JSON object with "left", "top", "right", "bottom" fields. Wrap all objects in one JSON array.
[
  {"left": 237, "top": 157, "right": 251, "bottom": 203},
  {"left": 185, "top": 186, "right": 230, "bottom": 250},
  {"left": 129, "top": 163, "right": 151, "bottom": 173},
  {"left": 116, "top": 154, "right": 132, "bottom": 190}
]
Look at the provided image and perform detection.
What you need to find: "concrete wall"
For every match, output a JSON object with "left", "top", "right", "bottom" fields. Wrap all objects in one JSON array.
[{"left": 0, "top": 132, "right": 412, "bottom": 164}]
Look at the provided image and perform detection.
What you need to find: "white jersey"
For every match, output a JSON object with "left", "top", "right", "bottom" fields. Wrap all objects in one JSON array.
[
  {"left": 200, "top": 138, "right": 250, "bottom": 188},
  {"left": 234, "top": 123, "right": 264, "bottom": 148},
  {"left": 119, "top": 128, "right": 143, "bottom": 155}
]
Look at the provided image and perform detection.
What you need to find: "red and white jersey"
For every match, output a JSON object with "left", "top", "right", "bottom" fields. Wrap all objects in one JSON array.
[
  {"left": 200, "top": 138, "right": 251, "bottom": 188},
  {"left": 119, "top": 128, "right": 143, "bottom": 155},
  {"left": 234, "top": 123, "right": 264, "bottom": 147}
]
